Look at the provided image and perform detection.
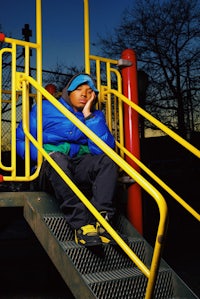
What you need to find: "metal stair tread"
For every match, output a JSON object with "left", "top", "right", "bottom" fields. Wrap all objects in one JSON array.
[
  {"left": 82, "top": 267, "right": 143, "bottom": 284},
  {"left": 82, "top": 266, "right": 171, "bottom": 285},
  {"left": 58, "top": 238, "right": 146, "bottom": 275},
  {"left": 43, "top": 212, "right": 146, "bottom": 246}
]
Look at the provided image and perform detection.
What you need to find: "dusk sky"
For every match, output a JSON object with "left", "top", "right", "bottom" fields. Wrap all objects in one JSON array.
[{"left": 0, "top": 0, "right": 133, "bottom": 70}]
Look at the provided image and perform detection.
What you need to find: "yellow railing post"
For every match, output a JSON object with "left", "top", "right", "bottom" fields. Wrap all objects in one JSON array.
[
  {"left": 84, "top": 0, "right": 90, "bottom": 73},
  {"left": 36, "top": 0, "right": 43, "bottom": 172}
]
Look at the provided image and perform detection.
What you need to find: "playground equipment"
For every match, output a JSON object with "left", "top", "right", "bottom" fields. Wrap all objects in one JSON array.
[{"left": 0, "top": 0, "right": 199, "bottom": 298}]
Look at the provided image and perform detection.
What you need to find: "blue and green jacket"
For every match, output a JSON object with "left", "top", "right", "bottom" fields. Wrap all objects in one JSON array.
[{"left": 16, "top": 97, "right": 115, "bottom": 163}]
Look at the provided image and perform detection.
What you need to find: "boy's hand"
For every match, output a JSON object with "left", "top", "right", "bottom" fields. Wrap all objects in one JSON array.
[{"left": 82, "top": 91, "right": 96, "bottom": 118}]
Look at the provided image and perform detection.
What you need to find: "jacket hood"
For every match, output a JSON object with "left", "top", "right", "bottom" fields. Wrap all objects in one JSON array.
[{"left": 61, "top": 73, "right": 99, "bottom": 104}]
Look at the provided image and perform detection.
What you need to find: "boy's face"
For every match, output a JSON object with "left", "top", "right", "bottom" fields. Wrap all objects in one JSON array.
[{"left": 69, "top": 84, "right": 95, "bottom": 111}]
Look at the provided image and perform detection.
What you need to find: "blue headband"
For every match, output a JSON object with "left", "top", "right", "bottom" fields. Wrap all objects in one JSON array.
[{"left": 67, "top": 74, "right": 99, "bottom": 94}]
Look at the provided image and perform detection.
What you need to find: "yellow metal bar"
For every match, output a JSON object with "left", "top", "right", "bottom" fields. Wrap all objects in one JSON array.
[
  {"left": 0, "top": 0, "right": 43, "bottom": 179},
  {"left": 95, "top": 59, "right": 101, "bottom": 96},
  {"left": 106, "top": 89, "right": 200, "bottom": 159},
  {"left": 90, "top": 54, "right": 118, "bottom": 65},
  {"left": 4, "top": 37, "right": 38, "bottom": 49},
  {"left": 14, "top": 74, "right": 169, "bottom": 278},
  {"left": 36, "top": 0, "right": 42, "bottom": 86},
  {"left": 116, "top": 141, "right": 200, "bottom": 221},
  {"left": 145, "top": 198, "right": 168, "bottom": 299},
  {"left": 36, "top": 0, "right": 43, "bottom": 174},
  {"left": 0, "top": 89, "right": 36, "bottom": 103},
  {"left": 0, "top": 48, "right": 12, "bottom": 171},
  {"left": 84, "top": 0, "right": 90, "bottom": 73},
  {"left": 10, "top": 43, "right": 17, "bottom": 178},
  {"left": 15, "top": 74, "right": 164, "bottom": 277},
  {"left": 22, "top": 79, "right": 31, "bottom": 177},
  {"left": 106, "top": 62, "right": 112, "bottom": 129},
  {"left": 110, "top": 67, "right": 124, "bottom": 156},
  {"left": 85, "top": 54, "right": 199, "bottom": 221},
  {"left": 24, "top": 45, "right": 30, "bottom": 74}
]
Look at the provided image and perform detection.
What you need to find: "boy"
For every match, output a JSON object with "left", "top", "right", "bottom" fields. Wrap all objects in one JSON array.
[{"left": 16, "top": 73, "right": 118, "bottom": 247}]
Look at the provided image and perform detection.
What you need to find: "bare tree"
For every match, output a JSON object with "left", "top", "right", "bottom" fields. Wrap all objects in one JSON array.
[{"left": 98, "top": 0, "right": 200, "bottom": 139}]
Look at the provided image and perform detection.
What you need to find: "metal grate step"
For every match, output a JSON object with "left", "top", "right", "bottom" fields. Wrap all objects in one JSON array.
[
  {"left": 44, "top": 214, "right": 145, "bottom": 272},
  {"left": 43, "top": 214, "right": 174, "bottom": 298},
  {"left": 23, "top": 193, "right": 199, "bottom": 299},
  {"left": 83, "top": 268, "right": 174, "bottom": 299}
]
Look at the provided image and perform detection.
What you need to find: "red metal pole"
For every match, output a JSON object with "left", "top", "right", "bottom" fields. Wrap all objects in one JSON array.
[{"left": 120, "top": 49, "right": 143, "bottom": 235}]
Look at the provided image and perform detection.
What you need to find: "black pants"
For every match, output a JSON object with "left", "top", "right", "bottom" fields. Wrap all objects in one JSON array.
[{"left": 39, "top": 152, "right": 118, "bottom": 229}]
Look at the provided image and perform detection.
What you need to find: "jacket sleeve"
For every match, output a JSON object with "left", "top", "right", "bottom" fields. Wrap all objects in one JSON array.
[{"left": 85, "top": 110, "right": 115, "bottom": 155}]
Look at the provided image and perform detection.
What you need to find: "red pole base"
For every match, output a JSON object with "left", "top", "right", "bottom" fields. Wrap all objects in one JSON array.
[{"left": 127, "top": 184, "right": 143, "bottom": 235}]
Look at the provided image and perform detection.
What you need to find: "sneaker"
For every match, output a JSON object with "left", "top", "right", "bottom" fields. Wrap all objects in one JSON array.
[
  {"left": 96, "top": 212, "right": 116, "bottom": 245},
  {"left": 97, "top": 212, "right": 128, "bottom": 245},
  {"left": 75, "top": 224, "right": 102, "bottom": 247}
]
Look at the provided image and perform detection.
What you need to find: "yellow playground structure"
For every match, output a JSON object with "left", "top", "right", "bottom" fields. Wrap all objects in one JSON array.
[{"left": 0, "top": 0, "right": 199, "bottom": 298}]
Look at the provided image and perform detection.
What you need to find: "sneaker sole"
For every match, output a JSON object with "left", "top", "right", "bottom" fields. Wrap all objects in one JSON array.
[{"left": 75, "top": 235, "right": 102, "bottom": 247}]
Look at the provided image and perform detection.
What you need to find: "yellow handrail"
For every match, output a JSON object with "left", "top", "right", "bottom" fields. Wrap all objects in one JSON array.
[
  {"left": 116, "top": 141, "right": 200, "bottom": 221},
  {"left": 107, "top": 89, "right": 200, "bottom": 159},
  {"left": 83, "top": 51, "right": 200, "bottom": 223},
  {"left": 16, "top": 73, "right": 168, "bottom": 299},
  {"left": 98, "top": 88, "right": 200, "bottom": 221}
]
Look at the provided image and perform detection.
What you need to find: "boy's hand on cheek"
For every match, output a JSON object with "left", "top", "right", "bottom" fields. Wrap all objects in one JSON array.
[{"left": 82, "top": 91, "right": 96, "bottom": 118}]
